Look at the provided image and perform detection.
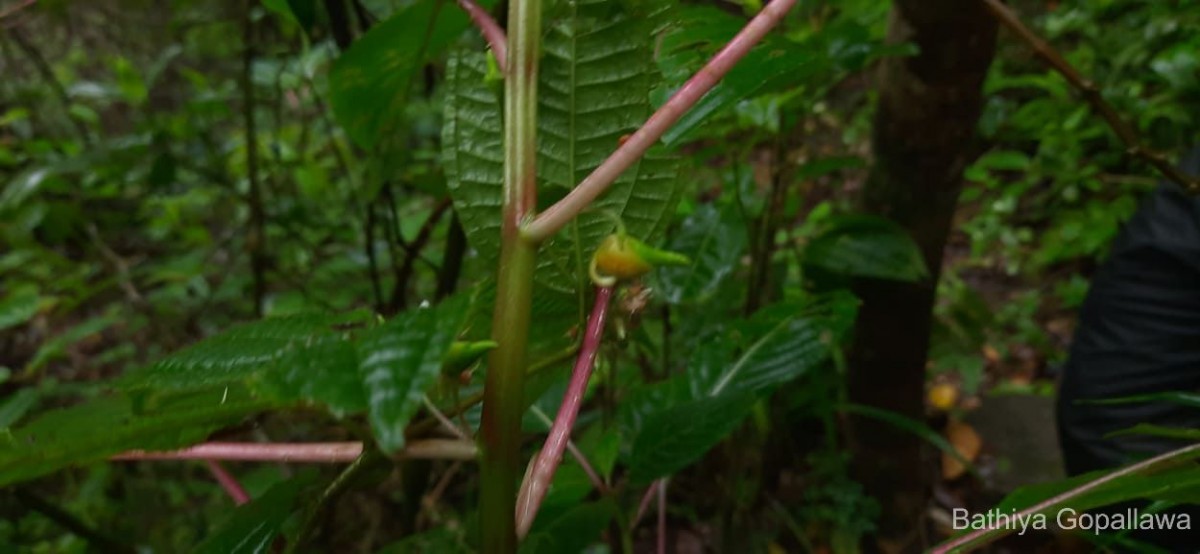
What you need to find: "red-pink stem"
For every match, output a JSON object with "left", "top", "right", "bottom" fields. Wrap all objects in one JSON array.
[
  {"left": 112, "top": 442, "right": 364, "bottom": 462},
  {"left": 456, "top": 0, "right": 508, "bottom": 73},
  {"left": 515, "top": 285, "right": 614, "bottom": 537},
  {"left": 111, "top": 440, "right": 478, "bottom": 463},
  {"left": 205, "top": 459, "right": 251, "bottom": 505},
  {"left": 931, "top": 442, "right": 1200, "bottom": 553},
  {"left": 523, "top": 0, "right": 798, "bottom": 243}
]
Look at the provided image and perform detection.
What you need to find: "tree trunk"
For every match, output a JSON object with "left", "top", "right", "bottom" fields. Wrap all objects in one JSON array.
[{"left": 847, "top": 2, "right": 997, "bottom": 552}]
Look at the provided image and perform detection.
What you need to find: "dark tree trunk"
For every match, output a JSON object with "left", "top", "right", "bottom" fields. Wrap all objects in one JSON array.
[{"left": 847, "top": 2, "right": 997, "bottom": 552}]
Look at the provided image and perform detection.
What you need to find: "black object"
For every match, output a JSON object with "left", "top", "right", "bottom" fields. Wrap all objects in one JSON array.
[{"left": 1057, "top": 148, "right": 1200, "bottom": 552}]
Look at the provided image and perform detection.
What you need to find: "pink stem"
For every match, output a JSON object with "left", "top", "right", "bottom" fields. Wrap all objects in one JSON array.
[
  {"left": 515, "top": 286, "right": 614, "bottom": 537},
  {"left": 524, "top": 0, "right": 798, "bottom": 243},
  {"left": 456, "top": 0, "right": 508, "bottom": 73},
  {"left": 112, "top": 442, "right": 364, "bottom": 462},
  {"left": 931, "top": 443, "right": 1200, "bottom": 553},
  {"left": 205, "top": 459, "right": 251, "bottom": 505}
]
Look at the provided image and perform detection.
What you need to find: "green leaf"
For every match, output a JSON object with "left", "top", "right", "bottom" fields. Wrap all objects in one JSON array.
[
  {"left": 123, "top": 313, "right": 339, "bottom": 390},
  {"left": 656, "top": 7, "right": 826, "bottom": 145},
  {"left": 656, "top": 204, "right": 748, "bottom": 303},
  {"left": 259, "top": 335, "right": 365, "bottom": 418},
  {"left": 535, "top": 0, "right": 682, "bottom": 291},
  {"left": 0, "top": 388, "right": 38, "bottom": 429},
  {"left": 701, "top": 294, "right": 855, "bottom": 397},
  {"left": 193, "top": 472, "right": 320, "bottom": 554},
  {"left": 0, "top": 387, "right": 272, "bottom": 487},
  {"left": 0, "top": 287, "right": 40, "bottom": 331},
  {"left": 358, "top": 297, "right": 467, "bottom": 453},
  {"left": 841, "top": 403, "right": 978, "bottom": 478},
  {"left": 329, "top": 0, "right": 473, "bottom": 149},
  {"left": 628, "top": 391, "right": 755, "bottom": 483},
  {"left": 803, "top": 215, "right": 928, "bottom": 282},
  {"left": 1107, "top": 424, "right": 1200, "bottom": 441},
  {"left": 1085, "top": 391, "right": 1200, "bottom": 410},
  {"left": 519, "top": 500, "right": 615, "bottom": 554},
  {"left": 444, "top": 0, "right": 682, "bottom": 291},
  {"left": 443, "top": 49, "right": 504, "bottom": 269}
]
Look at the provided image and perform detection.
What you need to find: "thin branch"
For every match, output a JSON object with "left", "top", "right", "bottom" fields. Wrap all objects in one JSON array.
[
  {"left": 931, "top": 442, "right": 1200, "bottom": 553},
  {"left": 112, "top": 440, "right": 476, "bottom": 463},
  {"left": 524, "top": 0, "right": 799, "bottom": 242},
  {"left": 423, "top": 395, "right": 471, "bottom": 440},
  {"left": 205, "top": 459, "right": 251, "bottom": 505},
  {"left": 388, "top": 197, "right": 452, "bottom": 312},
  {"left": 515, "top": 286, "right": 613, "bottom": 538},
  {"left": 980, "top": 0, "right": 1199, "bottom": 193},
  {"left": 113, "top": 442, "right": 364, "bottom": 462},
  {"left": 456, "top": 0, "right": 507, "bottom": 73},
  {"left": 0, "top": 0, "right": 36, "bottom": 23},
  {"left": 529, "top": 405, "right": 607, "bottom": 493}
]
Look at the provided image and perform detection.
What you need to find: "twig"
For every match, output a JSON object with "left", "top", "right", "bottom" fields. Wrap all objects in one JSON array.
[
  {"left": 205, "top": 459, "right": 251, "bottom": 505},
  {"left": 112, "top": 440, "right": 477, "bottom": 462},
  {"left": 515, "top": 286, "right": 614, "bottom": 538},
  {"left": 388, "top": 197, "right": 452, "bottom": 312},
  {"left": 456, "top": 0, "right": 507, "bottom": 73},
  {"left": 0, "top": 0, "right": 36, "bottom": 23},
  {"left": 423, "top": 395, "right": 471, "bottom": 440},
  {"left": 524, "top": 0, "right": 799, "bottom": 242},
  {"left": 980, "top": 0, "right": 1199, "bottom": 193},
  {"left": 930, "top": 442, "right": 1200, "bottom": 553}
]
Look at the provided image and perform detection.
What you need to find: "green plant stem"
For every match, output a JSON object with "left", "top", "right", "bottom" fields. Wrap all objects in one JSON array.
[{"left": 480, "top": 0, "right": 542, "bottom": 548}]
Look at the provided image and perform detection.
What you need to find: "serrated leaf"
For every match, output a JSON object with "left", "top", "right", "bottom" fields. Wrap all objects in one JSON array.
[
  {"left": 657, "top": 204, "right": 748, "bottom": 303},
  {"left": 329, "top": 1, "right": 473, "bottom": 149},
  {"left": 444, "top": 0, "right": 682, "bottom": 294},
  {"left": 535, "top": 0, "right": 682, "bottom": 292},
  {"left": 123, "top": 314, "right": 339, "bottom": 390},
  {"left": 259, "top": 335, "right": 365, "bottom": 418},
  {"left": 804, "top": 215, "right": 928, "bottom": 282},
  {"left": 628, "top": 391, "right": 755, "bottom": 483},
  {"left": 657, "top": 7, "right": 829, "bottom": 145},
  {"left": 0, "top": 387, "right": 271, "bottom": 487},
  {"left": 193, "top": 472, "right": 321, "bottom": 554},
  {"left": 443, "top": 49, "right": 504, "bottom": 269},
  {"left": 359, "top": 297, "right": 467, "bottom": 453}
]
